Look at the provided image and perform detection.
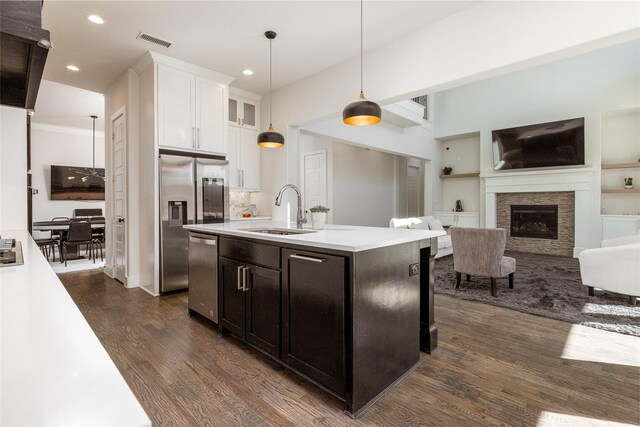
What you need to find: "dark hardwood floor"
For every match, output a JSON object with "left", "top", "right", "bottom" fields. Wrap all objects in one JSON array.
[{"left": 58, "top": 269, "right": 640, "bottom": 427}]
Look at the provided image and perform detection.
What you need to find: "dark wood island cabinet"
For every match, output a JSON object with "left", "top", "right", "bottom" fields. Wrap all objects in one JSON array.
[{"left": 186, "top": 223, "right": 441, "bottom": 417}]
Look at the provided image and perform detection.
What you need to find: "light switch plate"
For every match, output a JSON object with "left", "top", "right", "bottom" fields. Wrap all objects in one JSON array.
[{"left": 410, "top": 263, "right": 419, "bottom": 276}]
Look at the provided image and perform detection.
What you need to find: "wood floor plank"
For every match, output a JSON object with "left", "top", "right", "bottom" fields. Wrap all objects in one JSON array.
[{"left": 58, "top": 270, "right": 640, "bottom": 427}]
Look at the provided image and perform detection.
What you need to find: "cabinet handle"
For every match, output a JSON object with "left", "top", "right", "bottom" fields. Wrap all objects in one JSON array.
[
  {"left": 242, "top": 267, "right": 250, "bottom": 291},
  {"left": 197, "top": 128, "right": 201, "bottom": 149},
  {"left": 237, "top": 170, "right": 242, "bottom": 186},
  {"left": 189, "top": 236, "right": 216, "bottom": 245},
  {"left": 290, "top": 254, "right": 325, "bottom": 263},
  {"left": 237, "top": 118, "right": 241, "bottom": 125},
  {"left": 240, "top": 118, "right": 244, "bottom": 126},
  {"left": 237, "top": 265, "right": 244, "bottom": 290},
  {"left": 192, "top": 127, "right": 196, "bottom": 148},
  {"left": 241, "top": 170, "right": 245, "bottom": 187}
]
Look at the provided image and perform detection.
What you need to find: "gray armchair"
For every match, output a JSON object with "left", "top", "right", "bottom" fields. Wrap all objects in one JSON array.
[{"left": 450, "top": 227, "right": 516, "bottom": 297}]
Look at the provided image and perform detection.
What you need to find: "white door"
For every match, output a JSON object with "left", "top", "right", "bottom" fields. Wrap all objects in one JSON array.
[
  {"left": 195, "top": 76, "right": 226, "bottom": 154},
  {"left": 227, "top": 126, "right": 240, "bottom": 188},
  {"left": 239, "top": 128, "right": 260, "bottom": 190},
  {"left": 158, "top": 65, "right": 194, "bottom": 150},
  {"left": 111, "top": 112, "right": 127, "bottom": 284},
  {"left": 407, "top": 164, "right": 421, "bottom": 217},
  {"left": 301, "top": 150, "right": 327, "bottom": 213}
]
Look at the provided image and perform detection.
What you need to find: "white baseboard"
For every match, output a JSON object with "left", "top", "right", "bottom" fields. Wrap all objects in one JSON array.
[
  {"left": 125, "top": 275, "right": 140, "bottom": 288},
  {"left": 104, "top": 266, "right": 114, "bottom": 277},
  {"left": 140, "top": 285, "right": 159, "bottom": 297}
]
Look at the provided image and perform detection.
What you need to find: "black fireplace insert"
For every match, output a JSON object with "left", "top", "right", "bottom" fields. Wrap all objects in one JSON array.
[{"left": 510, "top": 205, "right": 558, "bottom": 239}]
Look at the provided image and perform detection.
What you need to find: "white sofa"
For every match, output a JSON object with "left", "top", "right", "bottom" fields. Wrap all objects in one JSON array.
[
  {"left": 578, "top": 234, "right": 640, "bottom": 305},
  {"left": 389, "top": 216, "right": 453, "bottom": 259}
]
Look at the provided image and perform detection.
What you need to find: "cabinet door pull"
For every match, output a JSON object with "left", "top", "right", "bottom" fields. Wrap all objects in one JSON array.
[
  {"left": 189, "top": 236, "right": 216, "bottom": 245},
  {"left": 192, "top": 127, "right": 196, "bottom": 148},
  {"left": 290, "top": 254, "right": 325, "bottom": 263},
  {"left": 241, "top": 170, "right": 245, "bottom": 187},
  {"left": 237, "top": 170, "right": 242, "bottom": 186},
  {"left": 242, "top": 267, "right": 250, "bottom": 291},
  {"left": 237, "top": 265, "right": 244, "bottom": 290},
  {"left": 197, "top": 127, "right": 201, "bottom": 149}
]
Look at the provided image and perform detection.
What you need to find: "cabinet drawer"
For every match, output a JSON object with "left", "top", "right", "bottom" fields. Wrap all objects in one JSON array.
[{"left": 220, "top": 237, "right": 280, "bottom": 269}]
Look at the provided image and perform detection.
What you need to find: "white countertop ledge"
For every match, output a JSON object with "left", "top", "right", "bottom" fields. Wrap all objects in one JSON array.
[
  {"left": 0, "top": 229, "right": 151, "bottom": 427},
  {"left": 185, "top": 221, "right": 445, "bottom": 252}
]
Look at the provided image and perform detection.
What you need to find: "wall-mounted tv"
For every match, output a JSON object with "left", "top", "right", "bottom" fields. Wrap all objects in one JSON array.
[
  {"left": 50, "top": 165, "right": 105, "bottom": 200},
  {"left": 492, "top": 117, "right": 585, "bottom": 171}
]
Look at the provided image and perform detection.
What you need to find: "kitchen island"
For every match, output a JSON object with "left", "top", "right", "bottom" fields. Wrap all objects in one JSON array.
[
  {"left": 0, "top": 230, "right": 151, "bottom": 427},
  {"left": 184, "top": 221, "right": 444, "bottom": 416}
]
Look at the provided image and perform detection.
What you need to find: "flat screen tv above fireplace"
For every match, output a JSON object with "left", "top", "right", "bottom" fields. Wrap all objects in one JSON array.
[{"left": 492, "top": 117, "right": 585, "bottom": 171}]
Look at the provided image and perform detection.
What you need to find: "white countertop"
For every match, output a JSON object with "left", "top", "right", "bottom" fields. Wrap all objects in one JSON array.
[
  {"left": 0, "top": 229, "right": 151, "bottom": 427},
  {"left": 230, "top": 216, "right": 272, "bottom": 222},
  {"left": 185, "top": 221, "right": 445, "bottom": 252}
]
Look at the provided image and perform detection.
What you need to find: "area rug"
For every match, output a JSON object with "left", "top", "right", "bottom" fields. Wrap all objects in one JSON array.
[{"left": 434, "top": 251, "right": 640, "bottom": 337}]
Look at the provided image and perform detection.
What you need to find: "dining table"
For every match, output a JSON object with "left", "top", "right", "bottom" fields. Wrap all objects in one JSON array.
[{"left": 32, "top": 218, "right": 105, "bottom": 261}]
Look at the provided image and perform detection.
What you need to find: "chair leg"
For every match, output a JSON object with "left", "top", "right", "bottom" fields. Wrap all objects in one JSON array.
[
  {"left": 455, "top": 272, "right": 461, "bottom": 289},
  {"left": 509, "top": 272, "right": 514, "bottom": 289},
  {"left": 588, "top": 286, "right": 594, "bottom": 297},
  {"left": 466, "top": 274, "right": 471, "bottom": 282},
  {"left": 630, "top": 296, "right": 637, "bottom": 305},
  {"left": 491, "top": 278, "right": 497, "bottom": 297}
]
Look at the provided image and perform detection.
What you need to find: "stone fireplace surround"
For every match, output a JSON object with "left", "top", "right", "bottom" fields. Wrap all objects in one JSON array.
[
  {"left": 484, "top": 168, "right": 595, "bottom": 257},
  {"left": 497, "top": 192, "right": 574, "bottom": 256}
]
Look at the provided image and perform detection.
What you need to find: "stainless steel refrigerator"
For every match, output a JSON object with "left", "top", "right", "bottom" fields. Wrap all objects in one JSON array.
[{"left": 159, "top": 152, "right": 228, "bottom": 293}]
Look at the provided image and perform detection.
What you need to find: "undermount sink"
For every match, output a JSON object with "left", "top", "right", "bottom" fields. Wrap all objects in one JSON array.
[{"left": 239, "top": 227, "right": 317, "bottom": 235}]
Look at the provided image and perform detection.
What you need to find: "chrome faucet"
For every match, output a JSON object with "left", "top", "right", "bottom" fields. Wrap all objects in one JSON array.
[{"left": 275, "top": 184, "right": 307, "bottom": 229}]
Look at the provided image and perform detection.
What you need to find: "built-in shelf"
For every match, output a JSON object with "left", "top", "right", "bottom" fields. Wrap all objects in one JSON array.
[
  {"left": 601, "top": 162, "right": 640, "bottom": 170},
  {"left": 439, "top": 172, "right": 480, "bottom": 179},
  {"left": 602, "top": 189, "right": 640, "bottom": 194}
]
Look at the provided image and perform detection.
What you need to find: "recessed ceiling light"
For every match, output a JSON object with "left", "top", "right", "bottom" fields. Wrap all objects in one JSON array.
[
  {"left": 87, "top": 14, "right": 105, "bottom": 24},
  {"left": 66, "top": 65, "right": 80, "bottom": 71},
  {"left": 242, "top": 69, "right": 254, "bottom": 76}
]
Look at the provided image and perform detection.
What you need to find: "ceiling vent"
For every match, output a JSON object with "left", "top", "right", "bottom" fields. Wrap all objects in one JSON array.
[{"left": 136, "top": 32, "right": 172, "bottom": 49}]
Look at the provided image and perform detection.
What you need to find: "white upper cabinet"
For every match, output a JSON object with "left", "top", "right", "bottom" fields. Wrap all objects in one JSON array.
[
  {"left": 158, "top": 66, "right": 195, "bottom": 150},
  {"left": 154, "top": 57, "right": 233, "bottom": 155},
  {"left": 228, "top": 89, "right": 260, "bottom": 131},
  {"left": 228, "top": 126, "right": 260, "bottom": 191},
  {"left": 195, "top": 76, "right": 226, "bottom": 154}
]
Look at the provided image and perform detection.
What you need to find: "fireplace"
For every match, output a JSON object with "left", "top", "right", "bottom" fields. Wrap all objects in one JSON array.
[{"left": 510, "top": 205, "right": 558, "bottom": 240}]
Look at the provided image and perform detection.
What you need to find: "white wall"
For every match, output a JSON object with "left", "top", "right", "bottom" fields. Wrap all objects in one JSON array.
[
  {"left": 259, "top": 1, "right": 640, "bottom": 222},
  {"left": 439, "top": 134, "right": 481, "bottom": 213},
  {"left": 433, "top": 39, "right": 640, "bottom": 248},
  {"left": 298, "top": 133, "right": 397, "bottom": 227},
  {"left": 31, "top": 124, "right": 105, "bottom": 222},
  {"left": 332, "top": 143, "right": 396, "bottom": 227},
  {"left": 0, "top": 106, "right": 27, "bottom": 230}
]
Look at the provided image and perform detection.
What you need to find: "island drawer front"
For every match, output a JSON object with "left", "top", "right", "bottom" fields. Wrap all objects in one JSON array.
[{"left": 220, "top": 237, "right": 280, "bottom": 269}]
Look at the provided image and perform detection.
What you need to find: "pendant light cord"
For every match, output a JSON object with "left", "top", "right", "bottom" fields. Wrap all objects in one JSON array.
[
  {"left": 360, "top": 0, "right": 363, "bottom": 94},
  {"left": 269, "top": 37, "right": 273, "bottom": 126},
  {"left": 92, "top": 115, "right": 96, "bottom": 172}
]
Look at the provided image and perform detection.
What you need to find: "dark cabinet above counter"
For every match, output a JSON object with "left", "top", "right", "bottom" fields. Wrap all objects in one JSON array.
[{"left": 186, "top": 223, "right": 441, "bottom": 417}]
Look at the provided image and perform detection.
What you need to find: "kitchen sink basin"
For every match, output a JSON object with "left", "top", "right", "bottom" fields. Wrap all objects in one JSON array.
[{"left": 239, "top": 227, "right": 317, "bottom": 235}]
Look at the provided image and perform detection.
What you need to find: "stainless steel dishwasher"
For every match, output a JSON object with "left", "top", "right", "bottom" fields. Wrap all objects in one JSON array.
[{"left": 188, "top": 232, "right": 219, "bottom": 322}]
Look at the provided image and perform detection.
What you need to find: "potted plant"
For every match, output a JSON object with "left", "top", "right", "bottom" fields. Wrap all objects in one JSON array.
[
  {"left": 442, "top": 166, "right": 453, "bottom": 175},
  {"left": 309, "top": 205, "right": 330, "bottom": 230},
  {"left": 625, "top": 177, "right": 633, "bottom": 189}
]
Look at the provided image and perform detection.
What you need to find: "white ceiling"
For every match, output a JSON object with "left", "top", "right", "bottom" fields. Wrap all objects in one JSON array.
[
  {"left": 33, "top": 80, "right": 105, "bottom": 131},
  {"left": 41, "top": 1, "right": 474, "bottom": 95}
]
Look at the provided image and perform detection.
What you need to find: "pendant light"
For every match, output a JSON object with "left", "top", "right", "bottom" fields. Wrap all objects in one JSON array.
[
  {"left": 257, "top": 30, "right": 285, "bottom": 148},
  {"left": 343, "top": 0, "right": 381, "bottom": 126},
  {"left": 70, "top": 115, "right": 105, "bottom": 182}
]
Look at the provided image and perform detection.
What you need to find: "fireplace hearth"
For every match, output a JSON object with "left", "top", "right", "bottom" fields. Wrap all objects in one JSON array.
[{"left": 510, "top": 205, "right": 558, "bottom": 240}]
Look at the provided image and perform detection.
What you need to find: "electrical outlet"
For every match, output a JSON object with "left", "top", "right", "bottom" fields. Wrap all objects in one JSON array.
[{"left": 409, "top": 263, "right": 419, "bottom": 276}]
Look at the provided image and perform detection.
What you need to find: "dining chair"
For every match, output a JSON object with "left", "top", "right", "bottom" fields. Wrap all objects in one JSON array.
[
  {"left": 34, "top": 230, "right": 60, "bottom": 262},
  {"left": 90, "top": 217, "right": 105, "bottom": 261},
  {"left": 62, "top": 220, "right": 95, "bottom": 266}
]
